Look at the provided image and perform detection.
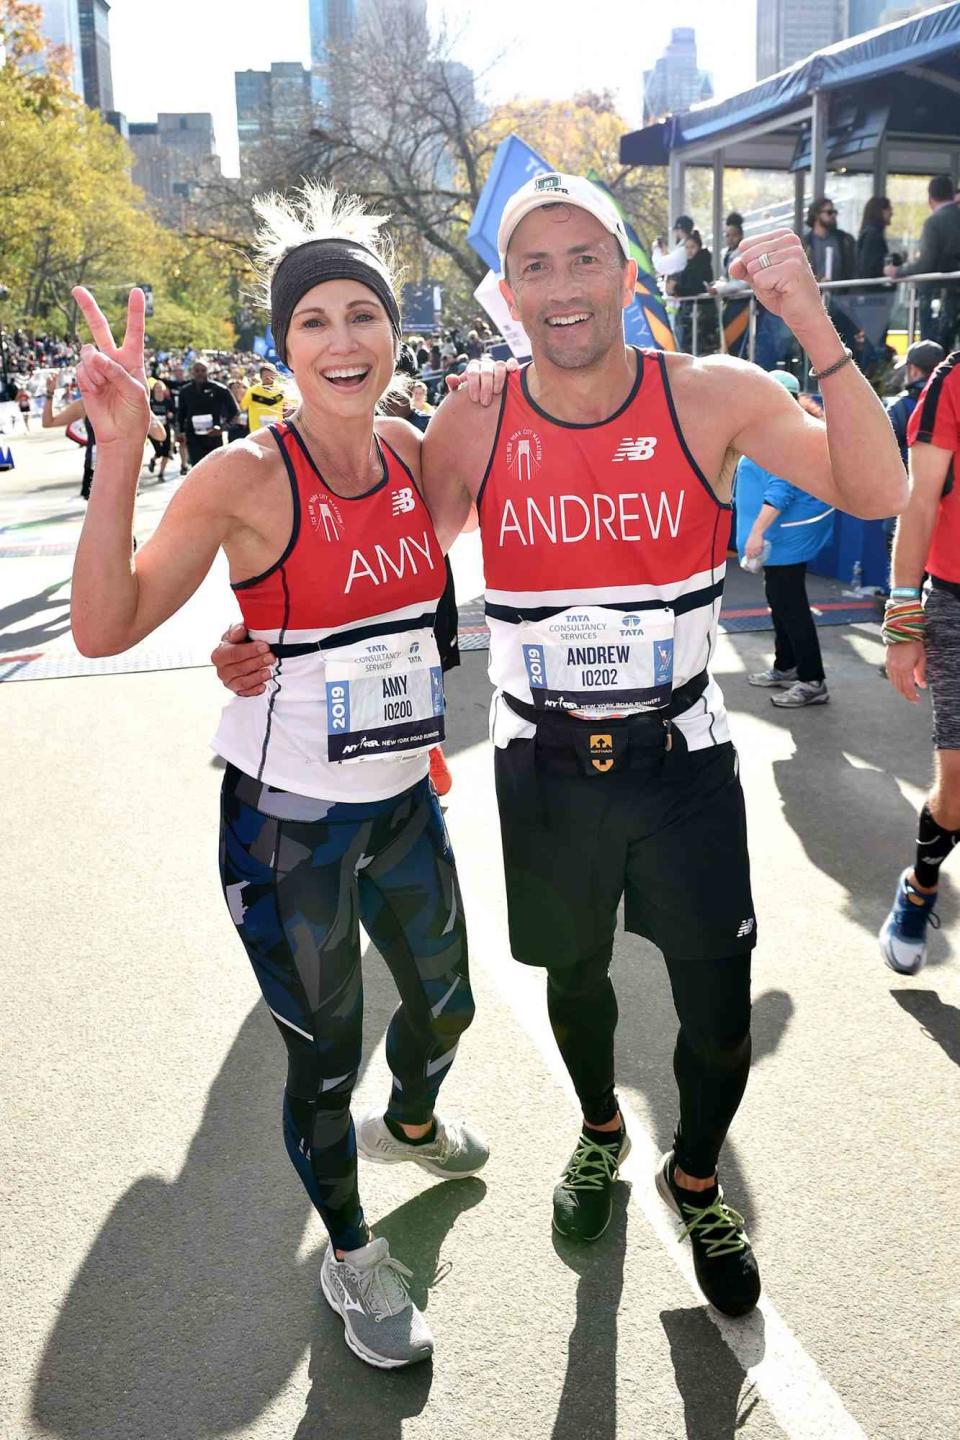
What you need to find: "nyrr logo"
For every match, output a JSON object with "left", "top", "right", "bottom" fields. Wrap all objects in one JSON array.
[
  {"left": 391, "top": 486, "right": 416, "bottom": 516},
  {"left": 612, "top": 436, "right": 658, "bottom": 462},
  {"left": 589, "top": 734, "right": 614, "bottom": 773},
  {"left": 505, "top": 427, "right": 543, "bottom": 482},
  {"left": 308, "top": 492, "right": 344, "bottom": 542},
  {"left": 535, "top": 174, "right": 568, "bottom": 195}
]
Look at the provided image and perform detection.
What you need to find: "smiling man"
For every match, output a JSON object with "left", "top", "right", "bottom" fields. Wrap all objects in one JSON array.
[
  {"left": 422, "top": 172, "right": 906, "bottom": 1313},
  {"left": 214, "top": 173, "right": 907, "bottom": 1316}
]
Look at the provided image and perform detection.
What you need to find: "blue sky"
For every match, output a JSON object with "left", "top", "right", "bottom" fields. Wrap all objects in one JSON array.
[{"left": 108, "top": 0, "right": 757, "bottom": 176}]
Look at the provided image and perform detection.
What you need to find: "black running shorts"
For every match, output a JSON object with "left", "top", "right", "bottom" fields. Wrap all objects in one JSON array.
[
  {"left": 924, "top": 580, "right": 960, "bottom": 750},
  {"left": 494, "top": 735, "right": 756, "bottom": 969}
]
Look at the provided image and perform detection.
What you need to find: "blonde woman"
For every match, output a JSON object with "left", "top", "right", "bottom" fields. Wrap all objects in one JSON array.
[{"left": 70, "top": 185, "right": 489, "bottom": 1369}]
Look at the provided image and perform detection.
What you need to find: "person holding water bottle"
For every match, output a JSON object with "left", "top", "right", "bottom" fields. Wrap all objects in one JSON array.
[{"left": 734, "top": 370, "right": 836, "bottom": 707}]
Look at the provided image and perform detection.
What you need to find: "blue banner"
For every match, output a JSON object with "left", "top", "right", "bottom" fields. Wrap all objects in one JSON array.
[
  {"left": 253, "top": 325, "right": 291, "bottom": 375},
  {"left": 468, "top": 135, "right": 552, "bottom": 274}
]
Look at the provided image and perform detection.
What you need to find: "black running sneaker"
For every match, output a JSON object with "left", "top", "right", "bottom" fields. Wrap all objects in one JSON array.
[
  {"left": 552, "top": 1130, "right": 631, "bottom": 1242},
  {"left": 656, "top": 1151, "right": 760, "bottom": 1316}
]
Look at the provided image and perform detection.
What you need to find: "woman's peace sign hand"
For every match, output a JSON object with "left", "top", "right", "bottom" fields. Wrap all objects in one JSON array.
[{"left": 72, "top": 286, "right": 150, "bottom": 447}]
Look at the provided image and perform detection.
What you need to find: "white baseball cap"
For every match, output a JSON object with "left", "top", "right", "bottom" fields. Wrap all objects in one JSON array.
[{"left": 497, "top": 172, "right": 631, "bottom": 269}]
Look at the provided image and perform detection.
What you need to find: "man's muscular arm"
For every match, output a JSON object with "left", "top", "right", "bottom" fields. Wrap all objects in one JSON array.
[
  {"left": 421, "top": 388, "right": 501, "bottom": 551},
  {"left": 724, "top": 228, "right": 906, "bottom": 519}
]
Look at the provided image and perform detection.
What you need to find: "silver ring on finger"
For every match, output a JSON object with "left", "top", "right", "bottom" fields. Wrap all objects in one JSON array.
[{"left": 758, "top": 252, "right": 773, "bottom": 270}]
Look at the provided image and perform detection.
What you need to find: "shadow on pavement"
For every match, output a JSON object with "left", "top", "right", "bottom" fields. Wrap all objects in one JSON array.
[
  {"left": 31, "top": 882, "right": 489, "bottom": 1440},
  {"left": 660, "top": 1307, "right": 764, "bottom": 1438},
  {"left": 549, "top": 1185, "right": 629, "bottom": 1440},
  {"left": 295, "top": 1182, "right": 485, "bottom": 1440},
  {"left": 890, "top": 988, "right": 960, "bottom": 1068},
  {"left": 0, "top": 579, "right": 72, "bottom": 652}
]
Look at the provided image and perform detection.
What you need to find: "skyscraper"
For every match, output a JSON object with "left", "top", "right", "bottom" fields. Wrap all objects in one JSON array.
[
  {"left": 642, "top": 29, "right": 713, "bottom": 124},
  {"left": 847, "top": 0, "right": 926, "bottom": 34},
  {"left": 77, "top": 0, "right": 113, "bottom": 113},
  {"left": 128, "top": 114, "right": 222, "bottom": 216},
  {"left": 236, "top": 63, "right": 313, "bottom": 177},
  {"left": 36, "top": 0, "right": 84, "bottom": 97},
  {"left": 756, "top": 0, "right": 925, "bottom": 78},
  {"left": 309, "top": 0, "right": 428, "bottom": 111}
]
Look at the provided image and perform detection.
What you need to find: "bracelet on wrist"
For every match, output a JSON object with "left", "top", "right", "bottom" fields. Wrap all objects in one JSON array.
[
  {"left": 809, "top": 348, "right": 853, "bottom": 381},
  {"left": 890, "top": 586, "right": 921, "bottom": 599}
]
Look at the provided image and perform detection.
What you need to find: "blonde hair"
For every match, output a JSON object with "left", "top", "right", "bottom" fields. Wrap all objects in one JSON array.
[{"left": 250, "top": 180, "right": 407, "bottom": 409}]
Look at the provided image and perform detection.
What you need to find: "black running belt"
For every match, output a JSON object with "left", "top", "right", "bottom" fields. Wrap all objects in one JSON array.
[
  {"left": 270, "top": 610, "right": 438, "bottom": 657},
  {"left": 503, "top": 668, "right": 710, "bottom": 727}
]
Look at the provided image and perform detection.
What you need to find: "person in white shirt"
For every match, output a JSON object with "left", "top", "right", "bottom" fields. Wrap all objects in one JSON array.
[{"left": 653, "top": 215, "right": 695, "bottom": 281}]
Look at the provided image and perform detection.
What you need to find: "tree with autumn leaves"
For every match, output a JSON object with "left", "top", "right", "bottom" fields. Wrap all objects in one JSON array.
[{"left": 0, "top": 0, "right": 239, "bottom": 348}]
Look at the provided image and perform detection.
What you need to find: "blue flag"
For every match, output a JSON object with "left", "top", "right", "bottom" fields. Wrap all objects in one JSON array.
[{"left": 468, "top": 135, "right": 552, "bottom": 274}]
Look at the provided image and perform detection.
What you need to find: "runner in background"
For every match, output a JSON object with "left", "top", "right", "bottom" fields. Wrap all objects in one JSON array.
[
  {"left": 881, "top": 348, "right": 960, "bottom": 974},
  {"left": 240, "top": 363, "right": 286, "bottom": 432},
  {"left": 42, "top": 370, "right": 163, "bottom": 498},
  {"left": 147, "top": 379, "right": 175, "bottom": 481}
]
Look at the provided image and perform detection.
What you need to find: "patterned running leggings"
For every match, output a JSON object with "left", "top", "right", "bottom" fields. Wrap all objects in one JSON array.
[{"left": 219, "top": 764, "right": 474, "bottom": 1251}]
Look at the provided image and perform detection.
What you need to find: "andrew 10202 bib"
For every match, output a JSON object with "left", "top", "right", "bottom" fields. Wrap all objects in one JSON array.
[{"left": 521, "top": 605, "right": 675, "bottom": 716}]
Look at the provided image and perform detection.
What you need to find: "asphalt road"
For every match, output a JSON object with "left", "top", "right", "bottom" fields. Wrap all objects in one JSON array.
[{"left": 3, "top": 429, "right": 959, "bottom": 1439}]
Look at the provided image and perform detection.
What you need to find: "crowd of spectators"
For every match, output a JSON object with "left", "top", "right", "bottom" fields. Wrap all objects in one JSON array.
[{"left": 650, "top": 173, "right": 960, "bottom": 364}]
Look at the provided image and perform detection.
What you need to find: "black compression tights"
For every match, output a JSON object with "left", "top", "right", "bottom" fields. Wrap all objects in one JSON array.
[{"left": 546, "top": 946, "right": 752, "bottom": 1178}]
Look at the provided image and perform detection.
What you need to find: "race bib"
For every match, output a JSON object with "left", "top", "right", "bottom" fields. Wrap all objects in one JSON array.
[
  {"left": 324, "top": 630, "right": 445, "bottom": 763},
  {"left": 192, "top": 413, "right": 213, "bottom": 434},
  {"left": 521, "top": 606, "right": 675, "bottom": 715}
]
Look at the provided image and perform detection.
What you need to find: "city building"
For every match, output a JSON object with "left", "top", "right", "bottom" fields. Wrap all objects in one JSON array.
[
  {"left": 642, "top": 28, "right": 713, "bottom": 124},
  {"left": 128, "top": 113, "right": 222, "bottom": 214},
  {"left": 235, "top": 62, "right": 312, "bottom": 177},
  {"left": 309, "top": 0, "right": 427, "bottom": 111},
  {"left": 756, "top": 0, "right": 927, "bottom": 78},
  {"left": 77, "top": 0, "right": 113, "bottom": 113},
  {"left": 847, "top": 0, "right": 926, "bottom": 33},
  {"left": 35, "top": 0, "right": 83, "bottom": 97}
]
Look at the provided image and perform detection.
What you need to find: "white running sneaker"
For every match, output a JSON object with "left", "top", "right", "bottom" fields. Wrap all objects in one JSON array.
[
  {"left": 770, "top": 679, "right": 829, "bottom": 708},
  {"left": 747, "top": 666, "right": 798, "bottom": 687},
  {"left": 357, "top": 1111, "right": 489, "bottom": 1179},
  {"left": 320, "top": 1237, "right": 433, "bottom": 1369}
]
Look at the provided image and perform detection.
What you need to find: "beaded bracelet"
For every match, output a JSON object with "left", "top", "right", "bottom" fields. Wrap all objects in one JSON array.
[
  {"left": 809, "top": 348, "right": 853, "bottom": 381},
  {"left": 882, "top": 600, "right": 926, "bottom": 646}
]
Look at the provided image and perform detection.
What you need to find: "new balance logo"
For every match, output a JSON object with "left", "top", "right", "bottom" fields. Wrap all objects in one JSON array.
[
  {"left": 391, "top": 486, "right": 416, "bottom": 515},
  {"left": 736, "top": 918, "right": 755, "bottom": 938},
  {"left": 612, "top": 436, "right": 658, "bottom": 462}
]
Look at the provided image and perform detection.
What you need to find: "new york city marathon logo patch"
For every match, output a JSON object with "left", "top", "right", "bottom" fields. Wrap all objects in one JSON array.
[{"left": 505, "top": 427, "right": 543, "bottom": 483}]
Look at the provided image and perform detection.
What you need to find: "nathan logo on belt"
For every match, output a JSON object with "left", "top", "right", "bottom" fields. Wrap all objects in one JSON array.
[{"left": 590, "top": 734, "right": 614, "bottom": 772}]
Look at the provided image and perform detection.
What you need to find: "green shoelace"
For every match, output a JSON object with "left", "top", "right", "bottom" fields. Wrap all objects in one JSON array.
[
  {"left": 560, "top": 1137, "right": 622, "bottom": 1192},
  {"left": 678, "top": 1194, "right": 748, "bottom": 1258}
]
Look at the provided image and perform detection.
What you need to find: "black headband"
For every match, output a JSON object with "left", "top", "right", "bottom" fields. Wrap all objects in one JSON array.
[{"left": 270, "top": 238, "right": 402, "bottom": 365}]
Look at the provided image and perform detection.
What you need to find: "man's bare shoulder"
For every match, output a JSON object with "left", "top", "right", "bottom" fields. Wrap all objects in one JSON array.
[
  {"left": 422, "top": 388, "right": 503, "bottom": 495},
  {"left": 428, "top": 386, "right": 503, "bottom": 445},
  {"left": 661, "top": 348, "right": 763, "bottom": 396}
]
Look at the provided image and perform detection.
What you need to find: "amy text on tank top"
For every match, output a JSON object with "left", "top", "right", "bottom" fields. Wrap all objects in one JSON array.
[{"left": 212, "top": 421, "right": 445, "bottom": 801}]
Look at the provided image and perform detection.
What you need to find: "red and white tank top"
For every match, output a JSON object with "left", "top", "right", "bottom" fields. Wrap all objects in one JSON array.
[
  {"left": 212, "top": 420, "right": 446, "bottom": 800},
  {"left": 908, "top": 352, "right": 960, "bottom": 585},
  {"left": 479, "top": 349, "right": 731, "bottom": 751}
]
